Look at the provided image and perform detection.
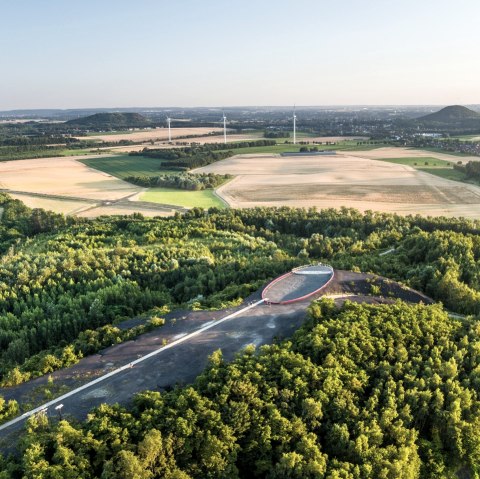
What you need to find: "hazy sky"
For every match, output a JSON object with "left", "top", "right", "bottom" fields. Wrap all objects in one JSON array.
[{"left": 2, "top": 0, "right": 480, "bottom": 109}]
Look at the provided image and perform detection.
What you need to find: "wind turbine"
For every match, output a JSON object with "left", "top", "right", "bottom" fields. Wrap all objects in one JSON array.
[
  {"left": 166, "top": 117, "right": 172, "bottom": 142},
  {"left": 292, "top": 106, "right": 297, "bottom": 145},
  {"left": 222, "top": 112, "right": 227, "bottom": 144}
]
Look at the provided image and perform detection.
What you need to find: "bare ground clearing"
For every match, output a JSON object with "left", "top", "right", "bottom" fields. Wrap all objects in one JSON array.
[{"left": 194, "top": 153, "right": 480, "bottom": 218}]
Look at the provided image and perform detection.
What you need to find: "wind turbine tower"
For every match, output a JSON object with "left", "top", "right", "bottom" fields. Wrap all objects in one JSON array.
[
  {"left": 222, "top": 112, "right": 227, "bottom": 144},
  {"left": 166, "top": 117, "right": 172, "bottom": 142},
  {"left": 293, "top": 106, "right": 297, "bottom": 145}
]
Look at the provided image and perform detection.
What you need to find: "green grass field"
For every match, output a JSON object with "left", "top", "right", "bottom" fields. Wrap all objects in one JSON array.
[
  {"left": 415, "top": 147, "right": 471, "bottom": 157},
  {"left": 445, "top": 134, "right": 480, "bottom": 142},
  {"left": 378, "top": 157, "right": 453, "bottom": 167},
  {"left": 60, "top": 148, "right": 107, "bottom": 156},
  {"left": 82, "top": 155, "right": 229, "bottom": 209},
  {"left": 376, "top": 156, "right": 478, "bottom": 184},
  {"left": 80, "top": 155, "right": 179, "bottom": 178},
  {"left": 417, "top": 167, "right": 468, "bottom": 182},
  {"left": 141, "top": 188, "right": 226, "bottom": 209}
]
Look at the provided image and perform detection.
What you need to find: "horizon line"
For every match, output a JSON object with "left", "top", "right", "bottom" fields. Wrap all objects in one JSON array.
[{"left": 1, "top": 103, "right": 478, "bottom": 113}]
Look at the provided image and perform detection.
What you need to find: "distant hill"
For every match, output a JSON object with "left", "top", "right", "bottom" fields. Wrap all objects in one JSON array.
[
  {"left": 66, "top": 112, "right": 151, "bottom": 128},
  {"left": 417, "top": 105, "right": 480, "bottom": 124}
]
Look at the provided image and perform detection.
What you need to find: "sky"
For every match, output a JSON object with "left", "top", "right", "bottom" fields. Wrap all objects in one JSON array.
[{"left": 1, "top": 0, "right": 480, "bottom": 109}]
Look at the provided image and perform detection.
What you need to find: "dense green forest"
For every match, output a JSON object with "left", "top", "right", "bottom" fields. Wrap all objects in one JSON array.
[
  {"left": 65, "top": 113, "right": 151, "bottom": 129},
  {"left": 0, "top": 195, "right": 302, "bottom": 385},
  {"left": 1, "top": 195, "right": 480, "bottom": 389},
  {"left": 131, "top": 148, "right": 233, "bottom": 170},
  {"left": 2, "top": 300, "right": 479, "bottom": 478},
  {"left": 1, "top": 195, "right": 480, "bottom": 474}
]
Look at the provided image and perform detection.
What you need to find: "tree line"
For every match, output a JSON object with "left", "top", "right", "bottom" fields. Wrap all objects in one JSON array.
[
  {"left": 124, "top": 173, "right": 232, "bottom": 190},
  {"left": 129, "top": 140, "right": 276, "bottom": 169},
  {"left": 454, "top": 160, "right": 480, "bottom": 181},
  {"left": 264, "top": 131, "right": 289, "bottom": 138}
]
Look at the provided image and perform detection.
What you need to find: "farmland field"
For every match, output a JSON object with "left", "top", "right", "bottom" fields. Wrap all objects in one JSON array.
[
  {"left": 377, "top": 156, "right": 452, "bottom": 167},
  {"left": 380, "top": 156, "right": 466, "bottom": 183},
  {"left": 411, "top": 147, "right": 472, "bottom": 157},
  {"left": 194, "top": 150, "right": 480, "bottom": 219},
  {"left": 352, "top": 147, "right": 480, "bottom": 184},
  {"left": 141, "top": 187, "right": 226, "bottom": 208},
  {"left": 375, "top": 156, "right": 472, "bottom": 182},
  {"left": 448, "top": 134, "right": 480, "bottom": 141},
  {"left": 6, "top": 147, "right": 480, "bottom": 217},
  {"left": 80, "top": 155, "right": 170, "bottom": 179},
  {"left": 0, "top": 146, "right": 107, "bottom": 162},
  {"left": 85, "top": 128, "right": 154, "bottom": 137},
  {"left": 417, "top": 167, "right": 468, "bottom": 182},
  {"left": 79, "top": 127, "right": 223, "bottom": 143},
  {"left": 227, "top": 141, "right": 387, "bottom": 155},
  {"left": 348, "top": 146, "right": 480, "bottom": 163},
  {"left": 59, "top": 148, "right": 110, "bottom": 156},
  {"left": 8, "top": 193, "right": 95, "bottom": 215},
  {"left": 80, "top": 142, "right": 386, "bottom": 179},
  {"left": 0, "top": 155, "right": 180, "bottom": 217},
  {"left": 0, "top": 155, "right": 138, "bottom": 200},
  {"left": 79, "top": 134, "right": 378, "bottom": 156},
  {"left": 160, "top": 132, "right": 263, "bottom": 145}
]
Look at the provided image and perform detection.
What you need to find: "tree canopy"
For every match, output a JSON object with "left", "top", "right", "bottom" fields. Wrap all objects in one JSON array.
[
  {"left": 2, "top": 300, "right": 479, "bottom": 478},
  {"left": 1, "top": 196, "right": 480, "bottom": 477},
  {"left": 1, "top": 197, "right": 480, "bottom": 386}
]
